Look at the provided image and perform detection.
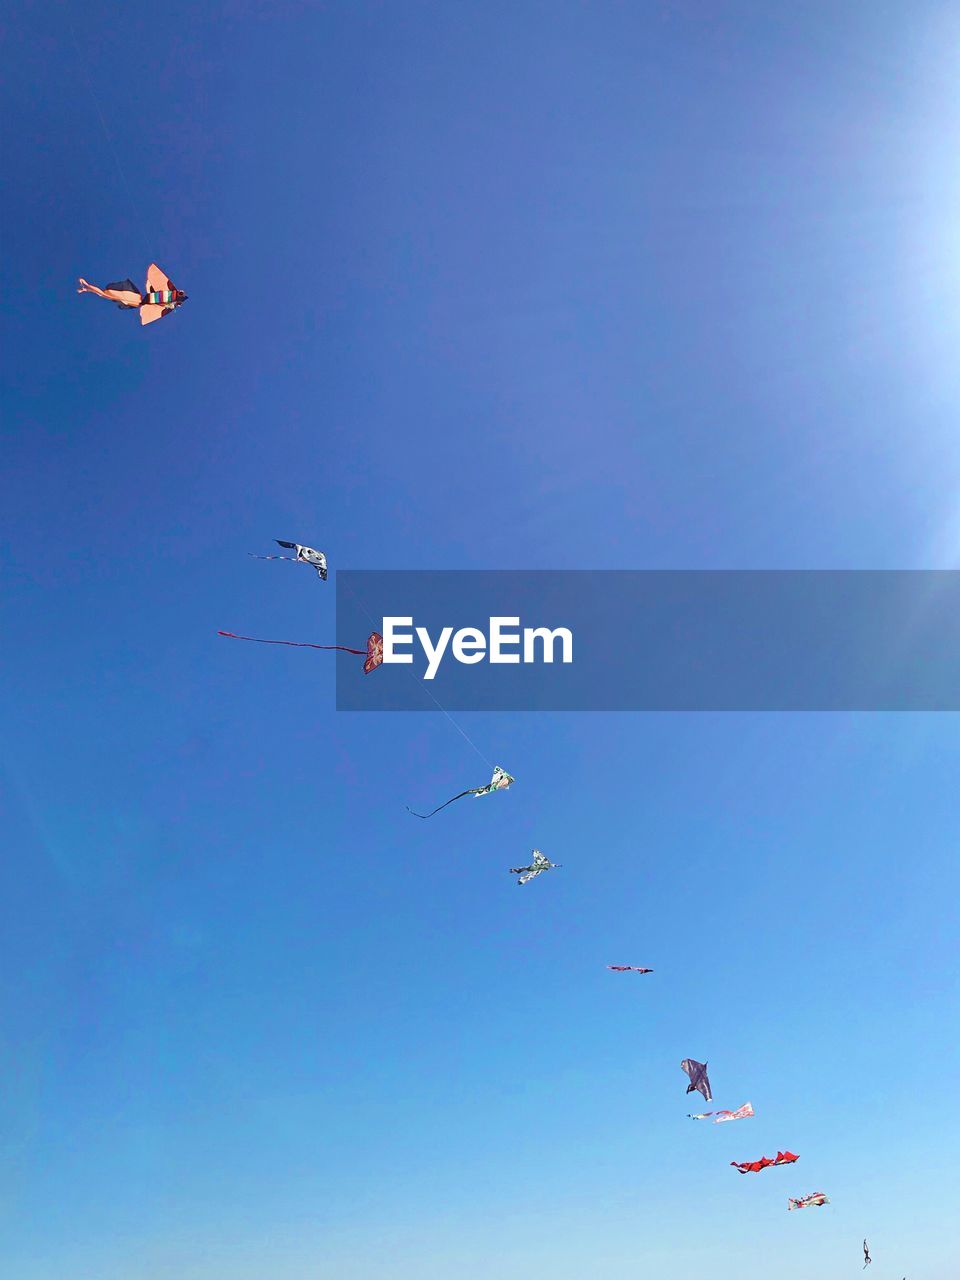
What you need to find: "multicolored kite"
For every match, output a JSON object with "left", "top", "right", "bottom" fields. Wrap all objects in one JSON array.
[
  {"left": 218, "top": 630, "right": 383, "bottom": 674},
  {"left": 681, "top": 1059, "right": 712, "bottom": 1103},
  {"left": 249, "top": 541, "right": 328, "bottom": 580},
  {"left": 788, "top": 1192, "right": 829, "bottom": 1210},
  {"left": 509, "top": 849, "right": 561, "bottom": 885},
  {"left": 407, "top": 765, "right": 515, "bottom": 818},
  {"left": 607, "top": 965, "right": 653, "bottom": 974},
  {"left": 688, "top": 1102, "right": 754, "bottom": 1123},
  {"left": 78, "top": 263, "right": 187, "bottom": 325},
  {"left": 863, "top": 1240, "right": 871, "bottom": 1268},
  {"left": 731, "top": 1151, "right": 798, "bottom": 1174}
]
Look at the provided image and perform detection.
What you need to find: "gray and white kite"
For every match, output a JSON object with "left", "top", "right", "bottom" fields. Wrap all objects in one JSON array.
[
  {"left": 250, "top": 540, "right": 328, "bottom": 580},
  {"left": 509, "top": 849, "right": 561, "bottom": 886}
]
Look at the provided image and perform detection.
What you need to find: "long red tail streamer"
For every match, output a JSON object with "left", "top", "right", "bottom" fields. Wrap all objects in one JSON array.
[{"left": 218, "top": 631, "right": 366, "bottom": 655}]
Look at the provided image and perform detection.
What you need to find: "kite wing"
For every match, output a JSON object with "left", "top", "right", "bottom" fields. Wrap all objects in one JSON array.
[
  {"left": 863, "top": 1240, "right": 871, "bottom": 1268},
  {"left": 106, "top": 278, "right": 139, "bottom": 293},
  {"left": 776, "top": 1151, "right": 799, "bottom": 1166},
  {"left": 145, "top": 263, "right": 174, "bottom": 292},
  {"left": 364, "top": 632, "right": 384, "bottom": 674},
  {"left": 139, "top": 304, "right": 169, "bottom": 326}
]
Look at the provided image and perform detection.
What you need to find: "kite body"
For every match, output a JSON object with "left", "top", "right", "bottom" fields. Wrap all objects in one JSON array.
[
  {"left": 681, "top": 1059, "right": 712, "bottom": 1103},
  {"left": 688, "top": 1101, "right": 754, "bottom": 1123},
  {"left": 788, "top": 1192, "right": 829, "bottom": 1210},
  {"left": 607, "top": 965, "right": 653, "bottom": 973},
  {"left": 407, "top": 765, "right": 515, "bottom": 819},
  {"left": 863, "top": 1239, "right": 871, "bottom": 1268},
  {"left": 731, "top": 1150, "right": 798, "bottom": 1174},
  {"left": 77, "top": 263, "right": 186, "bottom": 325},
  {"left": 363, "top": 632, "right": 384, "bottom": 674},
  {"left": 509, "top": 849, "right": 561, "bottom": 885},
  {"left": 475, "top": 765, "right": 515, "bottom": 797}
]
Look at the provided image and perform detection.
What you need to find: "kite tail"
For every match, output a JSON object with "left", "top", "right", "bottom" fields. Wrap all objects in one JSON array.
[
  {"left": 218, "top": 631, "right": 365, "bottom": 655},
  {"left": 405, "top": 788, "right": 477, "bottom": 819},
  {"left": 248, "top": 553, "right": 300, "bottom": 562}
]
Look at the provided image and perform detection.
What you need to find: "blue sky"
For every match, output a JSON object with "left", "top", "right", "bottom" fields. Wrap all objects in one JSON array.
[{"left": 3, "top": 2, "right": 960, "bottom": 1276}]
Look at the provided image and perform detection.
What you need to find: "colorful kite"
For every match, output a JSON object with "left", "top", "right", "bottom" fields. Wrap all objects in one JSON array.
[
  {"left": 681, "top": 1059, "right": 712, "bottom": 1103},
  {"left": 218, "top": 630, "right": 383, "bottom": 674},
  {"left": 78, "top": 263, "right": 186, "bottom": 325},
  {"left": 863, "top": 1240, "right": 871, "bottom": 1268},
  {"left": 688, "top": 1102, "right": 754, "bottom": 1123},
  {"left": 407, "top": 765, "right": 515, "bottom": 818},
  {"left": 788, "top": 1192, "right": 829, "bottom": 1210},
  {"left": 607, "top": 965, "right": 653, "bottom": 974},
  {"left": 509, "top": 849, "right": 561, "bottom": 885},
  {"left": 249, "top": 541, "right": 328, "bottom": 580},
  {"left": 731, "top": 1151, "right": 798, "bottom": 1174}
]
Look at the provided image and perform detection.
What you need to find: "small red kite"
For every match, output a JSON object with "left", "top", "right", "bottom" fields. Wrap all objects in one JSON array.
[{"left": 731, "top": 1151, "right": 798, "bottom": 1174}]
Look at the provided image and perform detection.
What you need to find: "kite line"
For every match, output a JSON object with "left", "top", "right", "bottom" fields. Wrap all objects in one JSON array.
[
  {"left": 338, "top": 576, "right": 494, "bottom": 770},
  {"left": 68, "top": 17, "right": 151, "bottom": 242}
]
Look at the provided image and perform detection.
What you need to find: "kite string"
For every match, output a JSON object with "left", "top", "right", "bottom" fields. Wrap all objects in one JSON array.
[
  {"left": 338, "top": 576, "right": 494, "bottom": 770},
  {"left": 68, "top": 21, "right": 150, "bottom": 243}
]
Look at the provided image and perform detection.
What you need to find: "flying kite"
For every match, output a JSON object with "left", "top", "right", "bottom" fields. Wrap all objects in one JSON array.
[
  {"left": 509, "top": 849, "right": 561, "bottom": 885},
  {"left": 607, "top": 965, "right": 653, "bottom": 974},
  {"left": 218, "top": 630, "right": 383, "bottom": 674},
  {"left": 681, "top": 1059, "right": 712, "bottom": 1103},
  {"left": 863, "top": 1240, "right": 872, "bottom": 1268},
  {"left": 407, "top": 765, "right": 515, "bottom": 818},
  {"left": 731, "top": 1151, "right": 798, "bottom": 1174},
  {"left": 249, "top": 541, "right": 328, "bottom": 580},
  {"left": 688, "top": 1102, "right": 754, "bottom": 1123},
  {"left": 788, "top": 1192, "right": 829, "bottom": 1210},
  {"left": 77, "top": 263, "right": 187, "bottom": 325}
]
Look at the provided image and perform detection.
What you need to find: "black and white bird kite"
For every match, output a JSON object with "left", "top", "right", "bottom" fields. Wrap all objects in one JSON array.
[{"left": 250, "top": 540, "right": 328, "bottom": 580}]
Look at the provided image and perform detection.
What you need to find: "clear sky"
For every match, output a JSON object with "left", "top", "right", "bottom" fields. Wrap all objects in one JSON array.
[{"left": 3, "top": 3, "right": 960, "bottom": 1277}]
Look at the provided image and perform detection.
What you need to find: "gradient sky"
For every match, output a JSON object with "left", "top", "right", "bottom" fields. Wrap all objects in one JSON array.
[{"left": 3, "top": 3, "right": 960, "bottom": 1277}]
